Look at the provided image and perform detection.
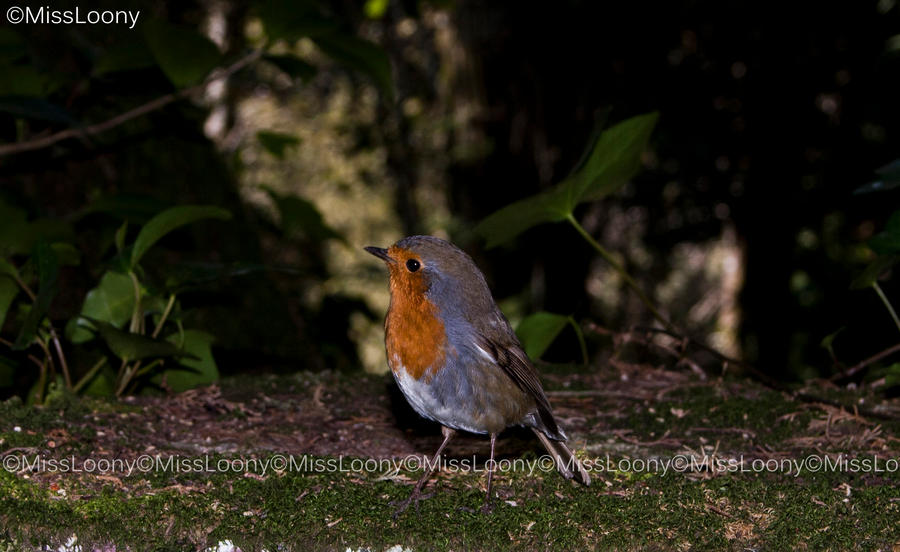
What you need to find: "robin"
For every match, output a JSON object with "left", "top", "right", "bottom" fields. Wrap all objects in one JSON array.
[{"left": 365, "top": 235, "right": 590, "bottom": 515}]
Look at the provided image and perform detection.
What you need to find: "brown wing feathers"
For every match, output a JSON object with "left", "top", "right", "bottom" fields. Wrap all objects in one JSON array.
[{"left": 476, "top": 333, "right": 565, "bottom": 441}]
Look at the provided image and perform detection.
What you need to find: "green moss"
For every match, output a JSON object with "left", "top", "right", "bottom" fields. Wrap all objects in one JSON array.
[
  {"left": 1, "top": 372, "right": 898, "bottom": 550},
  {"left": 2, "top": 453, "right": 899, "bottom": 550}
]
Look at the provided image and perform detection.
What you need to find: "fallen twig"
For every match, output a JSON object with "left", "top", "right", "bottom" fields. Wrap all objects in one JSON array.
[{"left": 829, "top": 342, "right": 900, "bottom": 382}]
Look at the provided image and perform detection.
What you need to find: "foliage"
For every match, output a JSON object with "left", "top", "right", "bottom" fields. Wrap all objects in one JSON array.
[
  {"left": 0, "top": 0, "right": 393, "bottom": 153},
  {"left": 477, "top": 113, "right": 663, "bottom": 357},
  {"left": 853, "top": 207, "right": 900, "bottom": 315},
  {"left": 515, "top": 311, "right": 587, "bottom": 364},
  {"left": 0, "top": 0, "right": 388, "bottom": 388},
  {"left": 474, "top": 113, "right": 659, "bottom": 248},
  {"left": 0, "top": 198, "right": 231, "bottom": 403},
  {"left": 835, "top": 204, "right": 900, "bottom": 390}
]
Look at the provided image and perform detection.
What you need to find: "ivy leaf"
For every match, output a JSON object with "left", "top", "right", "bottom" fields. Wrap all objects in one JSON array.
[
  {"left": 68, "top": 271, "right": 135, "bottom": 344},
  {"left": 162, "top": 261, "right": 297, "bottom": 295},
  {"left": 474, "top": 190, "right": 572, "bottom": 249},
  {"left": 84, "top": 317, "right": 198, "bottom": 362},
  {"left": 130, "top": 205, "right": 232, "bottom": 269},
  {"left": 475, "top": 112, "right": 658, "bottom": 247},
  {"left": 267, "top": 189, "right": 344, "bottom": 243},
  {"left": 143, "top": 20, "right": 222, "bottom": 88},
  {"left": 155, "top": 330, "right": 219, "bottom": 392},
  {"left": 566, "top": 111, "right": 659, "bottom": 203},
  {"left": 516, "top": 311, "right": 570, "bottom": 360}
]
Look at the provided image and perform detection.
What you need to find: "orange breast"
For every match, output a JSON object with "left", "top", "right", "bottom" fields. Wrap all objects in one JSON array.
[{"left": 384, "top": 253, "right": 446, "bottom": 382}]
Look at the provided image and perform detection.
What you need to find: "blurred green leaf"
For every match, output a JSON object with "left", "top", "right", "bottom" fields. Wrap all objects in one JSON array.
[
  {"left": 885, "top": 362, "right": 900, "bottom": 388},
  {"left": 364, "top": 0, "right": 390, "bottom": 19},
  {"left": 263, "top": 54, "right": 317, "bottom": 83},
  {"left": 267, "top": 190, "right": 344, "bottom": 243},
  {"left": 257, "top": 131, "right": 301, "bottom": 159},
  {"left": 156, "top": 330, "right": 218, "bottom": 392},
  {"left": 475, "top": 112, "right": 658, "bottom": 247},
  {"left": 82, "top": 369, "right": 116, "bottom": 397},
  {"left": 516, "top": 311, "right": 570, "bottom": 360},
  {"left": 260, "top": 0, "right": 337, "bottom": 40},
  {"left": 0, "top": 273, "right": 19, "bottom": 330},
  {"left": 868, "top": 211, "right": 900, "bottom": 255},
  {"left": 115, "top": 221, "right": 128, "bottom": 254},
  {"left": 819, "top": 327, "right": 845, "bottom": 359},
  {"left": 74, "top": 194, "right": 172, "bottom": 223},
  {"left": 162, "top": 261, "right": 297, "bottom": 294},
  {"left": 143, "top": 20, "right": 222, "bottom": 88},
  {"left": 85, "top": 318, "right": 198, "bottom": 362},
  {"left": 130, "top": 205, "right": 232, "bottom": 269},
  {"left": 13, "top": 240, "right": 59, "bottom": 350},
  {"left": 850, "top": 255, "right": 899, "bottom": 290},
  {"left": 93, "top": 37, "right": 156, "bottom": 76},
  {"left": 313, "top": 33, "right": 393, "bottom": 98},
  {"left": 69, "top": 272, "right": 135, "bottom": 344},
  {"left": 474, "top": 190, "right": 572, "bottom": 249}
]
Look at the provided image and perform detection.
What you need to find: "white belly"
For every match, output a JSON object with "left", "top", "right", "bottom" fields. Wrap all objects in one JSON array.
[{"left": 391, "top": 358, "right": 488, "bottom": 435}]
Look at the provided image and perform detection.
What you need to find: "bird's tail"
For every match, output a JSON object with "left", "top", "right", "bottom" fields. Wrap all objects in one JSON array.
[{"left": 532, "top": 429, "right": 591, "bottom": 486}]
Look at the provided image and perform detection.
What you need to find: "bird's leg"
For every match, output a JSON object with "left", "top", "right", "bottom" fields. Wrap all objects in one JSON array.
[
  {"left": 481, "top": 432, "right": 497, "bottom": 513},
  {"left": 393, "top": 426, "right": 456, "bottom": 518}
]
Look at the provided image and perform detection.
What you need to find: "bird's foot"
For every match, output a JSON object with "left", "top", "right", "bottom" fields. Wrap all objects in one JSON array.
[
  {"left": 390, "top": 491, "right": 433, "bottom": 519},
  {"left": 480, "top": 499, "right": 494, "bottom": 514}
]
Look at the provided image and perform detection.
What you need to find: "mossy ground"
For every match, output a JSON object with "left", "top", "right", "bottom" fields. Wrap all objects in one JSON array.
[{"left": 0, "top": 366, "right": 898, "bottom": 551}]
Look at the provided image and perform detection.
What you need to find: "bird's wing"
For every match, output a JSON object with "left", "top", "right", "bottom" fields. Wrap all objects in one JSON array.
[{"left": 475, "top": 326, "right": 565, "bottom": 440}]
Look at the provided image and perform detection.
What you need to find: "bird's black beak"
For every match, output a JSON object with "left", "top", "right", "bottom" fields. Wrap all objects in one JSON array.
[{"left": 364, "top": 246, "right": 394, "bottom": 263}]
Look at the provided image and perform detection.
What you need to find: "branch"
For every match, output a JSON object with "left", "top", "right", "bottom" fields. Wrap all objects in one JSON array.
[
  {"left": 0, "top": 49, "right": 263, "bottom": 158},
  {"left": 829, "top": 342, "right": 900, "bottom": 382}
]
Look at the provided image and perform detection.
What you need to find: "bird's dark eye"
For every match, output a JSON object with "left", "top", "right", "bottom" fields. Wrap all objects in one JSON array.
[{"left": 406, "top": 259, "right": 421, "bottom": 272}]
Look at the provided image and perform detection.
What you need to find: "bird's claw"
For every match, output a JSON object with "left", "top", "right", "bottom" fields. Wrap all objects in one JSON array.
[{"left": 391, "top": 491, "right": 434, "bottom": 519}]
